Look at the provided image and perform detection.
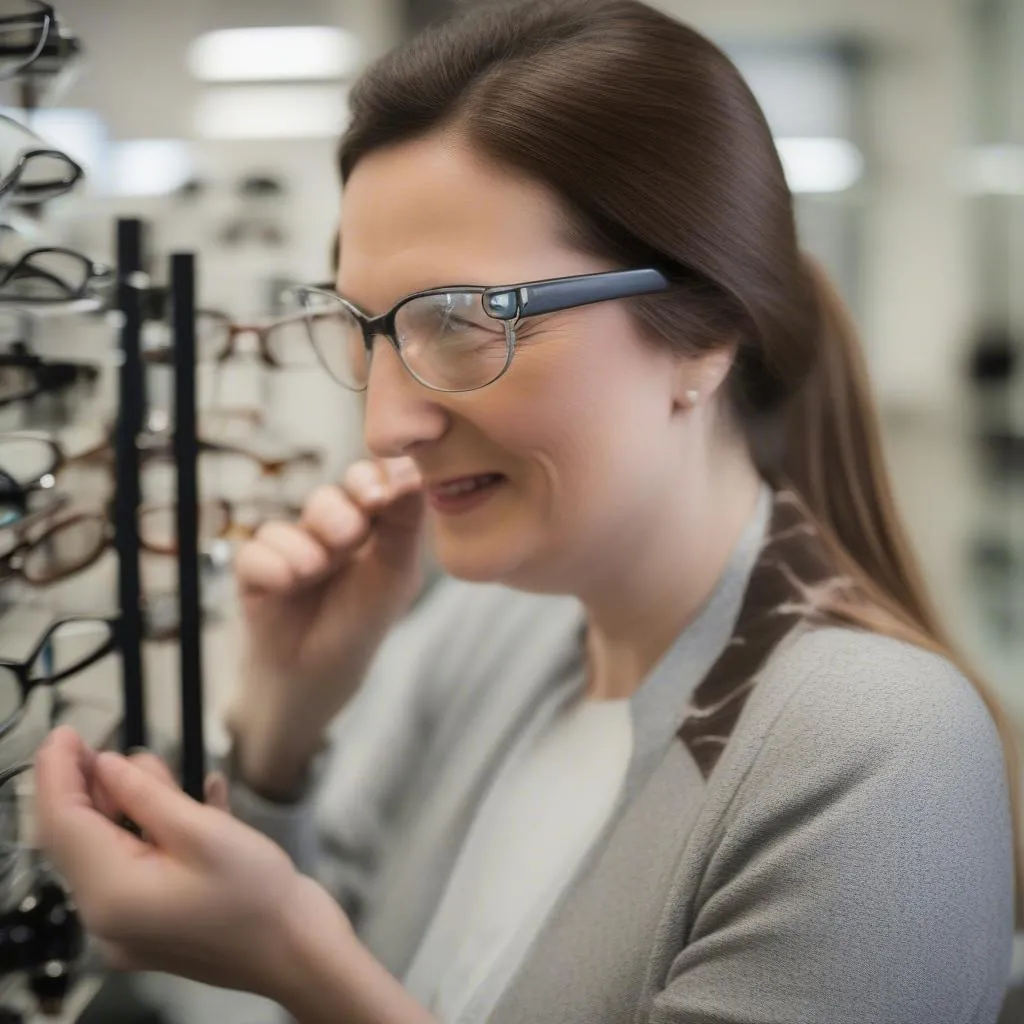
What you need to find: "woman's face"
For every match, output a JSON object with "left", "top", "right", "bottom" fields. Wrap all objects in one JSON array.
[{"left": 340, "top": 134, "right": 699, "bottom": 593}]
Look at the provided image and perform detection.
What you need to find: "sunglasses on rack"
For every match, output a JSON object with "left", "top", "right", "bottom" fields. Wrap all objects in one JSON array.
[
  {"left": 0, "top": 247, "right": 112, "bottom": 309},
  {"left": 0, "top": 113, "right": 83, "bottom": 207}
]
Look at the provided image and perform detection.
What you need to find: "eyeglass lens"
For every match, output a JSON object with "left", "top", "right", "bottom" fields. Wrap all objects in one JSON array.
[
  {"left": 297, "top": 289, "right": 513, "bottom": 392},
  {"left": 0, "top": 435, "right": 58, "bottom": 489},
  {"left": 18, "top": 513, "right": 106, "bottom": 584}
]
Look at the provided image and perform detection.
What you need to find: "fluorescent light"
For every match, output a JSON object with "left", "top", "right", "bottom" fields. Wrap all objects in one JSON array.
[
  {"left": 195, "top": 84, "right": 348, "bottom": 139},
  {"left": 108, "top": 139, "right": 194, "bottom": 196},
  {"left": 776, "top": 137, "right": 864, "bottom": 194},
  {"left": 188, "top": 26, "right": 359, "bottom": 83},
  {"left": 956, "top": 145, "right": 1024, "bottom": 196}
]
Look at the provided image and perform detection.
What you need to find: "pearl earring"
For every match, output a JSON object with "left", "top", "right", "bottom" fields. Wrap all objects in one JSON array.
[{"left": 684, "top": 389, "right": 699, "bottom": 407}]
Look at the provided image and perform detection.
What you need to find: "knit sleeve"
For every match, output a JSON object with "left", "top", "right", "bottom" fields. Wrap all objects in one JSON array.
[{"left": 651, "top": 630, "right": 1016, "bottom": 1024}]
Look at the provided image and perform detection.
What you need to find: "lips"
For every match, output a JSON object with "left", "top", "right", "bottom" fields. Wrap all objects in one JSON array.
[{"left": 429, "top": 473, "right": 505, "bottom": 498}]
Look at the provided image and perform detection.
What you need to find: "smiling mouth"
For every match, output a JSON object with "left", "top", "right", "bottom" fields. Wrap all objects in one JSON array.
[{"left": 430, "top": 473, "right": 505, "bottom": 497}]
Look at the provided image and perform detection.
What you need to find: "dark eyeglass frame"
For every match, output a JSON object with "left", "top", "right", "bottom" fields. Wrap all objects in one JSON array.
[
  {"left": 0, "top": 246, "right": 112, "bottom": 304},
  {"left": 0, "top": 0, "right": 53, "bottom": 81},
  {"left": 0, "top": 355, "right": 98, "bottom": 408},
  {"left": 291, "top": 267, "right": 671, "bottom": 393},
  {"left": 0, "top": 114, "right": 83, "bottom": 207},
  {"left": 0, "top": 615, "right": 118, "bottom": 740},
  {"left": 0, "top": 431, "right": 62, "bottom": 503}
]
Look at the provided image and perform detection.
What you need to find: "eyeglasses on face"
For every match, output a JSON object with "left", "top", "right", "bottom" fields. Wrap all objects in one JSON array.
[
  {"left": 0, "top": 615, "right": 117, "bottom": 740},
  {"left": 286, "top": 267, "right": 670, "bottom": 393}
]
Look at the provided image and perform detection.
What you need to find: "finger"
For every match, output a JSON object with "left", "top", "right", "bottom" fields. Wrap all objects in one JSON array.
[
  {"left": 248, "top": 521, "right": 332, "bottom": 583},
  {"left": 35, "top": 727, "right": 94, "bottom": 816},
  {"left": 127, "top": 751, "right": 178, "bottom": 790},
  {"left": 299, "top": 484, "right": 371, "bottom": 553},
  {"left": 381, "top": 456, "right": 424, "bottom": 497},
  {"left": 35, "top": 735, "right": 148, "bottom": 896},
  {"left": 233, "top": 539, "right": 293, "bottom": 594},
  {"left": 347, "top": 458, "right": 425, "bottom": 537},
  {"left": 204, "top": 771, "right": 229, "bottom": 813},
  {"left": 235, "top": 520, "right": 332, "bottom": 597},
  {"left": 91, "top": 752, "right": 208, "bottom": 858},
  {"left": 341, "top": 458, "right": 390, "bottom": 507}
]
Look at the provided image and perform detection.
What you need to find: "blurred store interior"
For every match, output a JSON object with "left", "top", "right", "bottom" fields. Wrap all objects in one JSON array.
[{"left": 0, "top": 0, "right": 1019, "bottom": 1021}]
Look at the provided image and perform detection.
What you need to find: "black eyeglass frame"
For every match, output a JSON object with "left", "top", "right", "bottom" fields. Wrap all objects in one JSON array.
[
  {"left": 291, "top": 267, "right": 671, "bottom": 393},
  {"left": 0, "top": 115, "right": 83, "bottom": 207},
  {"left": 0, "top": 615, "right": 118, "bottom": 740},
  {"left": 0, "top": 0, "right": 53, "bottom": 81},
  {"left": 0, "top": 432, "right": 62, "bottom": 503},
  {"left": 0, "top": 246, "right": 112, "bottom": 304}
]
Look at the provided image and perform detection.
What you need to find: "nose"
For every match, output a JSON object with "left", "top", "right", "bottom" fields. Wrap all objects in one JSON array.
[{"left": 362, "top": 337, "right": 449, "bottom": 458}]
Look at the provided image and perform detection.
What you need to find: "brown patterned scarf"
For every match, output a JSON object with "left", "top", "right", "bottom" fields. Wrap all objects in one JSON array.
[{"left": 679, "top": 489, "right": 860, "bottom": 778}]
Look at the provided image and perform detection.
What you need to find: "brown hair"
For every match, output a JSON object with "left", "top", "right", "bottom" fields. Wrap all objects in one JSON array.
[{"left": 339, "top": 0, "right": 1022, "bottom": 923}]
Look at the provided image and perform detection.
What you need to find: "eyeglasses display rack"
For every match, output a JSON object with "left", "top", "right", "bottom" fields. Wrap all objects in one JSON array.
[
  {"left": 0, "top": 3, "right": 207, "bottom": 1018},
  {"left": 113, "top": 217, "right": 148, "bottom": 753},
  {"left": 170, "top": 251, "right": 206, "bottom": 802}
]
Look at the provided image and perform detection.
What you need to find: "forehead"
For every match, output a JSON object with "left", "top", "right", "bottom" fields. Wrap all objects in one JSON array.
[{"left": 338, "top": 135, "right": 585, "bottom": 308}]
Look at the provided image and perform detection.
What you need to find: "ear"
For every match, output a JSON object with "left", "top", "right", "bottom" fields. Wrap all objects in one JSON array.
[{"left": 671, "top": 343, "right": 737, "bottom": 411}]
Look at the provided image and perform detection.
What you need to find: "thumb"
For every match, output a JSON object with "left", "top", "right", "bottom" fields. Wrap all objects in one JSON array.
[
  {"left": 204, "top": 771, "right": 230, "bottom": 813},
  {"left": 93, "top": 752, "right": 209, "bottom": 856}
]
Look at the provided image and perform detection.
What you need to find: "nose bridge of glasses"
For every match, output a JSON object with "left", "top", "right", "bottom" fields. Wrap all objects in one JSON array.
[{"left": 362, "top": 309, "right": 396, "bottom": 352}]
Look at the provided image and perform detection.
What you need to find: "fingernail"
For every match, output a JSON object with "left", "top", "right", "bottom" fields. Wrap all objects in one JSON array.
[{"left": 126, "top": 746, "right": 151, "bottom": 757}]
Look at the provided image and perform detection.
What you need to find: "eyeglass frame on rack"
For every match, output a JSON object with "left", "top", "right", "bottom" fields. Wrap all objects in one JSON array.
[
  {"left": 0, "top": 113, "right": 83, "bottom": 207},
  {"left": 0, "top": 246, "right": 113, "bottom": 305},
  {"left": 0, "top": 614, "right": 118, "bottom": 740},
  {"left": 143, "top": 307, "right": 318, "bottom": 369},
  {"left": 0, "top": 0, "right": 54, "bottom": 81}
]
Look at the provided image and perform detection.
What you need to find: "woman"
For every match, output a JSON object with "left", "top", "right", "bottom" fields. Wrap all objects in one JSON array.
[{"left": 35, "top": 2, "right": 1020, "bottom": 1022}]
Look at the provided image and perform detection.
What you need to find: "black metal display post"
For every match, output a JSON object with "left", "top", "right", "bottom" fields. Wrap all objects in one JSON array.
[
  {"left": 114, "top": 219, "right": 148, "bottom": 752},
  {"left": 171, "top": 252, "right": 205, "bottom": 802}
]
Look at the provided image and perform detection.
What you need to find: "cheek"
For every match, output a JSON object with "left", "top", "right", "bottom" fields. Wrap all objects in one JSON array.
[{"left": 490, "top": 335, "right": 668, "bottom": 519}]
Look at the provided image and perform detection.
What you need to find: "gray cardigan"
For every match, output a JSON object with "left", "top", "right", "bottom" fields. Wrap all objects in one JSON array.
[{"left": 232, "top": 488, "right": 1015, "bottom": 1023}]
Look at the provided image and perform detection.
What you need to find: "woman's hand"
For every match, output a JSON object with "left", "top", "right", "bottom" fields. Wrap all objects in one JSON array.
[
  {"left": 226, "top": 456, "right": 426, "bottom": 795},
  {"left": 33, "top": 727, "right": 354, "bottom": 1000}
]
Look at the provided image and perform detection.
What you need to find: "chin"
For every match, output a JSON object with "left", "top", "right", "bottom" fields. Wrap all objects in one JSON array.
[{"left": 432, "top": 526, "right": 567, "bottom": 594}]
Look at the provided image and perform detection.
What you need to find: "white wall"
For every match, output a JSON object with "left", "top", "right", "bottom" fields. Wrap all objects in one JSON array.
[{"left": 654, "top": 0, "right": 975, "bottom": 414}]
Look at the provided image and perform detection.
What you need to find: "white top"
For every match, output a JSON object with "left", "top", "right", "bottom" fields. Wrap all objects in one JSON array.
[{"left": 402, "top": 691, "right": 633, "bottom": 1023}]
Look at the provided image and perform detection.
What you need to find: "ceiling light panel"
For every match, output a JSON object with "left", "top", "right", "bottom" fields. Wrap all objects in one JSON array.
[{"left": 188, "top": 26, "right": 359, "bottom": 83}]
